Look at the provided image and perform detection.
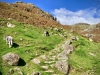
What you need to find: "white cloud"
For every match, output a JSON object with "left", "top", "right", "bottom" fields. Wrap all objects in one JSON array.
[{"left": 51, "top": 7, "right": 100, "bottom": 25}]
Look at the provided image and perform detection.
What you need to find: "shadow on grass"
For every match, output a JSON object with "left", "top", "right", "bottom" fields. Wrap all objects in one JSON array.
[
  {"left": 12, "top": 43, "right": 19, "bottom": 48},
  {"left": 18, "top": 58, "right": 26, "bottom": 66},
  {"left": 0, "top": 72, "right": 2, "bottom": 75}
]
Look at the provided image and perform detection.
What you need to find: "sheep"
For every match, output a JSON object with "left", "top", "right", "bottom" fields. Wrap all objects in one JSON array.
[
  {"left": 44, "top": 31, "right": 50, "bottom": 36},
  {"left": 4, "top": 36, "right": 13, "bottom": 48}
]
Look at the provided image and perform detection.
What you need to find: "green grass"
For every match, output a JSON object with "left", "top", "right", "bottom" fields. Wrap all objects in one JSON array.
[
  {"left": 0, "top": 17, "right": 100, "bottom": 75},
  {"left": 68, "top": 36, "right": 100, "bottom": 75},
  {"left": 0, "top": 17, "right": 65, "bottom": 75}
]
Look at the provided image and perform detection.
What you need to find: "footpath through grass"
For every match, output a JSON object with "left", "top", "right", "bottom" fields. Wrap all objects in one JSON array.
[
  {"left": 0, "top": 18, "right": 65, "bottom": 75},
  {"left": 0, "top": 17, "right": 100, "bottom": 75}
]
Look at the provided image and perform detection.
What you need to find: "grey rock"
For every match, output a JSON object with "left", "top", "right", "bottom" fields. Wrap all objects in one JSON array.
[
  {"left": 62, "top": 44, "right": 74, "bottom": 54},
  {"left": 32, "top": 58, "right": 40, "bottom": 64},
  {"left": 55, "top": 60, "right": 69, "bottom": 75},
  {"left": 65, "top": 40, "right": 72, "bottom": 45},
  {"left": 18, "top": 71, "right": 23, "bottom": 75},
  {"left": 71, "top": 36, "right": 79, "bottom": 41},
  {"left": 2, "top": 52, "right": 20, "bottom": 66},
  {"left": 57, "top": 52, "right": 68, "bottom": 60}
]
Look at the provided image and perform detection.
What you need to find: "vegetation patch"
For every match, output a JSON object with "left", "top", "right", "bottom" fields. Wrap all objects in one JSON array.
[
  {"left": 0, "top": 17, "right": 65, "bottom": 75},
  {"left": 68, "top": 36, "right": 100, "bottom": 75}
]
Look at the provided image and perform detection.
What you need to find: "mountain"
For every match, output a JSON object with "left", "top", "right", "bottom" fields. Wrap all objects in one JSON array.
[
  {"left": 0, "top": 1, "right": 100, "bottom": 43},
  {"left": 0, "top": 17, "right": 100, "bottom": 75},
  {"left": 0, "top": 2, "right": 63, "bottom": 27},
  {"left": 0, "top": 1, "right": 100, "bottom": 75},
  {"left": 71, "top": 23, "right": 100, "bottom": 42}
]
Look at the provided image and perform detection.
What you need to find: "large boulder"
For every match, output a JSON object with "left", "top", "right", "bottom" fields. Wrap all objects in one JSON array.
[
  {"left": 57, "top": 52, "right": 68, "bottom": 60},
  {"left": 2, "top": 52, "right": 20, "bottom": 66},
  {"left": 62, "top": 44, "right": 74, "bottom": 54},
  {"left": 55, "top": 60, "right": 69, "bottom": 75}
]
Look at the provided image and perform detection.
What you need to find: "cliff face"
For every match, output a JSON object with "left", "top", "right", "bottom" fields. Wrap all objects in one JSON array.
[{"left": 0, "top": 2, "right": 60, "bottom": 27}]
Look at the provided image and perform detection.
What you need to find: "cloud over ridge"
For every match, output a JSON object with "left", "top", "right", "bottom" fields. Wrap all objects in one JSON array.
[{"left": 52, "top": 7, "right": 100, "bottom": 25}]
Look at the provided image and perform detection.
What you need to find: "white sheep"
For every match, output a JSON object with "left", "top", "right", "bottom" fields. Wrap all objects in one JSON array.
[
  {"left": 4, "top": 36, "right": 13, "bottom": 48},
  {"left": 44, "top": 31, "right": 50, "bottom": 36}
]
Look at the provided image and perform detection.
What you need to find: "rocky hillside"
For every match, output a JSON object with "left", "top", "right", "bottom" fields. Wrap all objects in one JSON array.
[
  {"left": 0, "top": 17, "right": 100, "bottom": 75},
  {"left": 0, "top": 17, "right": 66, "bottom": 75},
  {"left": 0, "top": 1, "right": 100, "bottom": 75},
  {"left": 0, "top": 1, "right": 100, "bottom": 43},
  {"left": 71, "top": 23, "right": 100, "bottom": 42},
  {"left": 0, "top": 2, "right": 62, "bottom": 27}
]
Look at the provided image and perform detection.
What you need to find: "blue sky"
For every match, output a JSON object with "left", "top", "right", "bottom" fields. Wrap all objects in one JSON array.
[{"left": 1, "top": 0, "right": 100, "bottom": 25}]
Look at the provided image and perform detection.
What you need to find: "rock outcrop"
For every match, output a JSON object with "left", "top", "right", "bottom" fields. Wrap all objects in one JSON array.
[
  {"left": 56, "top": 39, "right": 74, "bottom": 75},
  {"left": 2, "top": 52, "right": 20, "bottom": 66},
  {"left": 56, "top": 60, "right": 69, "bottom": 75}
]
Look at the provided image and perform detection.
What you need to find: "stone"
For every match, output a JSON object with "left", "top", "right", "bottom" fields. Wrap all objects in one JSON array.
[
  {"left": 64, "top": 40, "right": 72, "bottom": 45},
  {"left": 50, "top": 64, "right": 55, "bottom": 68},
  {"left": 89, "top": 52, "right": 96, "bottom": 56},
  {"left": 55, "top": 60, "right": 69, "bottom": 75},
  {"left": 89, "top": 38, "right": 93, "bottom": 42},
  {"left": 71, "top": 36, "right": 79, "bottom": 41},
  {"left": 40, "top": 55, "right": 46, "bottom": 59},
  {"left": 62, "top": 44, "right": 74, "bottom": 54},
  {"left": 7, "top": 22, "right": 15, "bottom": 28},
  {"left": 14, "top": 67, "right": 20, "bottom": 71},
  {"left": 41, "top": 66, "right": 48, "bottom": 70},
  {"left": 44, "top": 61, "right": 55, "bottom": 64},
  {"left": 2, "top": 52, "right": 20, "bottom": 66},
  {"left": 45, "top": 69, "right": 54, "bottom": 73},
  {"left": 57, "top": 52, "right": 68, "bottom": 60},
  {"left": 32, "top": 58, "right": 40, "bottom": 64},
  {"left": 18, "top": 71, "right": 23, "bottom": 75}
]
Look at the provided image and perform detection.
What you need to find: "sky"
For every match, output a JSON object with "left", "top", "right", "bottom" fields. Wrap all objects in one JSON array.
[{"left": 1, "top": 0, "right": 100, "bottom": 25}]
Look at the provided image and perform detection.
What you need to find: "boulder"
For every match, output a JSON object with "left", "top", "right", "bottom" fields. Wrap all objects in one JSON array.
[
  {"left": 55, "top": 60, "right": 69, "bottom": 74},
  {"left": 89, "top": 38, "right": 93, "bottom": 42},
  {"left": 32, "top": 58, "right": 40, "bottom": 64},
  {"left": 7, "top": 22, "right": 15, "bottom": 28},
  {"left": 2, "top": 52, "right": 20, "bottom": 66},
  {"left": 62, "top": 44, "right": 74, "bottom": 54},
  {"left": 57, "top": 52, "right": 68, "bottom": 60},
  {"left": 65, "top": 40, "right": 72, "bottom": 45},
  {"left": 41, "top": 66, "right": 48, "bottom": 70},
  {"left": 71, "top": 36, "right": 79, "bottom": 41}
]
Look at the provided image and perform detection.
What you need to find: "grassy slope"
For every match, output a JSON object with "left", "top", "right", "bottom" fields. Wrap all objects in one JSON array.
[
  {"left": 69, "top": 36, "right": 100, "bottom": 75},
  {"left": 0, "top": 17, "right": 100, "bottom": 75},
  {"left": 0, "top": 18, "right": 65, "bottom": 75}
]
